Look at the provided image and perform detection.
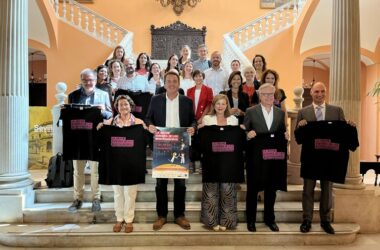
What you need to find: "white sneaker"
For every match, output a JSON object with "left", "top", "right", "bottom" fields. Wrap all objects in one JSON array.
[
  {"left": 212, "top": 225, "right": 220, "bottom": 231},
  {"left": 84, "top": 162, "right": 91, "bottom": 175},
  {"left": 219, "top": 226, "right": 226, "bottom": 231}
]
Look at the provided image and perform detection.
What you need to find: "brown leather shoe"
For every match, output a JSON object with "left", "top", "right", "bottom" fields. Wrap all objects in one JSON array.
[
  {"left": 125, "top": 223, "right": 133, "bottom": 233},
  {"left": 175, "top": 216, "right": 191, "bottom": 230},
  {"left": 113, "top": 221, "right": 124, "bottom": 232},
  {"left": 153, "top": 217, "right": 167, "bottom": 231}
]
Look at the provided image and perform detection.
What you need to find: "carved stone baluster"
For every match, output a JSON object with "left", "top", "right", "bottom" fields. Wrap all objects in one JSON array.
[
  {"left": 70, "top": 1, "right": 74, "bottom": 24},
  {"left": 279, "top": 10, "right": 284, "bottom": 28},
  {"left": 54, "top": 0, "right": 59, "bottom": 15},
  {"left": 265, "top": 16, "right": 270, "bottom": 36},
  {"left": 100, "top": 22, "right": 104, "bottom": 40},
  {"left": 92, "top": 15, "right": 97, "bottom": 36},
  {"left": 84, "top": 11, "right": 89, "bottom": 31},
  {"left": 62, "top": 0, "right": 67, "bottom": 20},
  {"left": 293, "top": 0, "right": 298, "bottom": 21},
  {"left": 271, "top": 13, "right": 277, "bottom": 34},
  {"left": 77, "top": 7, "right": 82, "bottom": 28},
  {"left": 251, "top": 24, "right": 256, "bottom": 42},
  {"left": 238, "top": 30, "right": 242, "bottom": 47},
  {"left": 106, "top": 23, "right": 111, "bottom": 44},
  {"left": 258, "top": 20, "right": 263, "bottom": 39},
  {"left": 114, "top": 30, "right": 118, "bottom": 45},
  {"left": 245, "top": 27, "right": 249, "bottom": 45}
]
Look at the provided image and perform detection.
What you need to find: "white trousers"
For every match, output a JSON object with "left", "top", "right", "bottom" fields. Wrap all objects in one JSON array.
[
  {"left": 73, "top": 160, "right": 100, "bottom": 200},
  {"left": 113, "top": 185, "right": 138, "bottom": 223}
]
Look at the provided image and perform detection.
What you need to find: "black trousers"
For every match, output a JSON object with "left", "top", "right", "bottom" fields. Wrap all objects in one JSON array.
[
  {"left": 155, "top": 178, "right": 186, "bottom": 218},
  {"left": 246, "top": 186, "right": 277, "bottom": 224}
]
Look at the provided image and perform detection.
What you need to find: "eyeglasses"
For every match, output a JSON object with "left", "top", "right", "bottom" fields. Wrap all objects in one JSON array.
[{"left": 260, "top": 92, "right": 274, "bottom": 97}]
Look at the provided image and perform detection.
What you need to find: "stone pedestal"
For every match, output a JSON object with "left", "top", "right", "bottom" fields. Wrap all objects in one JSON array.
[
  {"left": 334, "top": 187, "right": 380, "bottom": 233},
  {"left": 0, "top": 0, "right": 33, "bottom": 222}
]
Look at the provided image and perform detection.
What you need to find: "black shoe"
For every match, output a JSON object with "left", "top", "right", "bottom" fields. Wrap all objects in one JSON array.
[
  {"left": 300, "top": 219, "right": 312, "bottom": 233},
  {"left": 247, "top": 222, "right": 256, "bottom": 232},
  {"left": 320, "top": 221, "right": 335, "bottom": 234},
  {"left": 265, "top": 222, "right": 279, "bottom": 232},
  {"left": 91, "top": 199, "right": 101, "bottom": 212},
  {"left": 68, "top": 199, "right": 82, "bottom": 213}
]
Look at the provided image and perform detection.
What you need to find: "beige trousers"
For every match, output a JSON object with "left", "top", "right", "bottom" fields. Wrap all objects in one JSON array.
[
  {"left": 73, "top": 160, "right": 100, "bottom": 200},
  {"left": 113, "top": 185, "right": 138, "bottom": 223}
]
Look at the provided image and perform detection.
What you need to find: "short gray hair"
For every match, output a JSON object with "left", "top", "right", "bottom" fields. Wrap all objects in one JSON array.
[
  {"left": 258, "top": 83, "right": 275, "bottom": 94},
  {"left": 80, "top": 68, "right": 97, "bottom": 81}
]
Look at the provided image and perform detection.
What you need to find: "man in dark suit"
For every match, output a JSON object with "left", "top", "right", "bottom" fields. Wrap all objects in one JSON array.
[
  {"left": 244, "top": 83, "right": 289, "bottom": 232},
  {"left": 296, "top": 82, "right": 346, "bottom": 234},
  {"left": 146, "top": 70, "right": 197, "bottom": 231}
]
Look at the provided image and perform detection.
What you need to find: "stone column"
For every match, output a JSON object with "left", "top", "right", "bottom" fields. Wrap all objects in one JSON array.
[
  {"left": 287, "top": 86, "right": 304, "bottom": 184},
  {"left": 0, "top": 0, "right": 33, "bottom": 222},
  {"left": 329, "top": 0, "right": 364, "bottom": 189}
]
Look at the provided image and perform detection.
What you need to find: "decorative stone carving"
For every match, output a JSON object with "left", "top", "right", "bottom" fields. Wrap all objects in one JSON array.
[{"left": 151, "top": 21, "right": 206, "bottom": 60}]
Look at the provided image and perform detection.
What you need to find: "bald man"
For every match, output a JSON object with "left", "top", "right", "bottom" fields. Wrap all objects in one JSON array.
[
  {"left": 296, "top": 82, "right": 345, "bottom": 234},
  {"left": 204, "top": 51, "right": 229, "bottom": 96}
]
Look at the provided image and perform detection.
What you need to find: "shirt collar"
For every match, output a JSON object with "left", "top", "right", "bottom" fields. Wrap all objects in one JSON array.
[
  {"left": 312, "top": 102, "right": 325, "bottom": 109},
  {"left": 166, "top": 92, "right": 179, "bottom": 102}
]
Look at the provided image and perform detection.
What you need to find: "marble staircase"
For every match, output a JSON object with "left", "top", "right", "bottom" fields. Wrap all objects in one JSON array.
[{"left": 0, "top": 171, "right": 361, "bottom": 247}]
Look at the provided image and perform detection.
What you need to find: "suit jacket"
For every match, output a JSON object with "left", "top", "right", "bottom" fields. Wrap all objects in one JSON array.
[
  {"left": 187, "top": 85, "right": 213, "bottom": 121},
  {"left": 244, "top": 104, "right": 285, "bottom": 134},
  {"left": 296, "top": 103, "right": 345, "bottom": 124},
  {"left": 226, "top": 90, "right": 249, "bottom": 124},
  {"left": 145, "top": 93, "right": 197, "bottom": 129},
  {"left": 68, "top": 87, "right": 112, "bottom": 119}
]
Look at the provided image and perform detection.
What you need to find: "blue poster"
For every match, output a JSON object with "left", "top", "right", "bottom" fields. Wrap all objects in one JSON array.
[{"left": 152, "top": 127, "right": 190, "bottom": 179}]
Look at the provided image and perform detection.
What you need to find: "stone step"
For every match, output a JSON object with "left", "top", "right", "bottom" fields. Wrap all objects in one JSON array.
[
  {"left": 35, "top": 184, "right": 320, "bottom": 203},
  {"left": 23, "top": 201, "right": 324, "bottom": 223},
  {"left": 0, "top": 222, "right": 360, "bottom": 247}
]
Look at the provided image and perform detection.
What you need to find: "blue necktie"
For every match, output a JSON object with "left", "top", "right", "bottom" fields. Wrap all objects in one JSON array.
[{"left": 315, "top": 105, "right": 323, "bottom": 121}]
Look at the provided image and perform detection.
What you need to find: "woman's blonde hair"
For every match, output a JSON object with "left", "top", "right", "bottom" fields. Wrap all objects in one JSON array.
[{"left": 208, "top": 94, "right": 232, "bottom": 118}]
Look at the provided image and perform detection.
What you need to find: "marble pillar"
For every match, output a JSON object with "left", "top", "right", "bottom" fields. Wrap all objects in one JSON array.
[
  {"left": 287, "top": 86, "right": 304, "bottom": 184},
  {"left": 329, "top": 0, "right": 364, "bottom": 189},
  {"left": 0, "top": 0, "right": 34, "bottom": 222}
]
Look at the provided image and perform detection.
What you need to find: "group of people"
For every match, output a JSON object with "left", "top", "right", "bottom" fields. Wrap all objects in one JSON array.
[{"left": 63, "top": 43, "right": 356, "bottom": 235}]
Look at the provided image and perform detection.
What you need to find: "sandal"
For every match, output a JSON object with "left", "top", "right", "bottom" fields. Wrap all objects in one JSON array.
[
  {"left": 113, "top": 221, "right": 125, "bottom": 232},
  {"left": 125, "top": 223, "right": 133, "bottom": 233}
]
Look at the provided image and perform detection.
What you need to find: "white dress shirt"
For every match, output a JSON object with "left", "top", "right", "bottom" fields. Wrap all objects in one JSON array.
[
  {"left": 261, "top": 104, "right": 274, "bottom": 130},
  {"left": 165, "top": 93, "right": 180, "bottom": 127},
  {"left": 204, "top": 67, "right": 229, "bottom": 96}
]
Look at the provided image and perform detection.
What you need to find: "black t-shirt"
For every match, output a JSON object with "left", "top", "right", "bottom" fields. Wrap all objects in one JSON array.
[
  {"left": 98, "top": 124, "right": 146, "bottom": 186},
  {"left": 60, "top": 107, "right": 103, "bottom": 161},
  {"left": 294, "top": 120, "right": 359, "bottom": 183},
  {"left": 246, "top": 132, "right": 288, "bottom": 191},
  {"left": 199, "top": 125, "right": 245, "bottom": 183},
  {"left": 115, "top": 89, "right": 152, "bottom": 120}
]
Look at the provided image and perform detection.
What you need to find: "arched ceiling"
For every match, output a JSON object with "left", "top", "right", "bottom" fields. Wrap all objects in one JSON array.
[
  {"left": 301, "top": 0, "right": 380, "bottom": 58},
  {"left": 29, "top": 0, "right": 50, "bottom": 48}
]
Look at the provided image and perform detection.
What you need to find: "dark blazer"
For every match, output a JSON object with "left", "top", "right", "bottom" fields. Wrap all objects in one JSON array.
[
  {"left": 296, "top": 103, "right": 345, "bottom": 124},
  {"left": 244, "top": 104, "right": 285, "bottom": 134},
  {"left": 187, "top": 85, "right": 213, "bottom": 121},
  {"left": 145, "top": 93, "right": 197, "bottom": 129},
  {"left": 226, "top": 90, "right": 249, "bottom": 124}
]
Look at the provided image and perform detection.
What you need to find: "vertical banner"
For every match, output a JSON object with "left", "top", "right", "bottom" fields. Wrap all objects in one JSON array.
[
  {"left": 29, "top": 107, "right": 53, "bottom": 169},
  {"left": 152, "top": 127, "right": 190, "bottom": 179}
]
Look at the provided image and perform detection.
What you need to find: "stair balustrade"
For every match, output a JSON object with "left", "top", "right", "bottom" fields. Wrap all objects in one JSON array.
[
  {"left": 223, "top": 0, "right": 307, "bottom": 67},
  {"left": 48, "top": 0, "right": 133, "bottom": 56}
]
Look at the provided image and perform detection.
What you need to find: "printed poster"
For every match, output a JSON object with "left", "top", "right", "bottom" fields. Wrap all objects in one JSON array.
[
  {"left": 152, "top": 127, "right": 190, "bottom": 179},
  {"left": 29, "top": 107, "right": 53, "bottom": 169}
]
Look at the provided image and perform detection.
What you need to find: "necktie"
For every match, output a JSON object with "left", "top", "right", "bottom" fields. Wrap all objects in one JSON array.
[{"left": 315, "top": 105, "right": 323, "bottom": 121}]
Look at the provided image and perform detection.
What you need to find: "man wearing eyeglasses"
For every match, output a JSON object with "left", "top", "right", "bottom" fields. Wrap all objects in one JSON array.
[
  {"left": 67, "top": 68, "right": 112, "bottom": 213},
  {"left": 244, "top": 83, "right": 289, "bottom": 233}
]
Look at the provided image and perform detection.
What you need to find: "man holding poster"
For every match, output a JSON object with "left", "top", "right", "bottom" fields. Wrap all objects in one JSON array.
[{"left": 146, "top": 70, "right": 196, "bottom": 231}]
